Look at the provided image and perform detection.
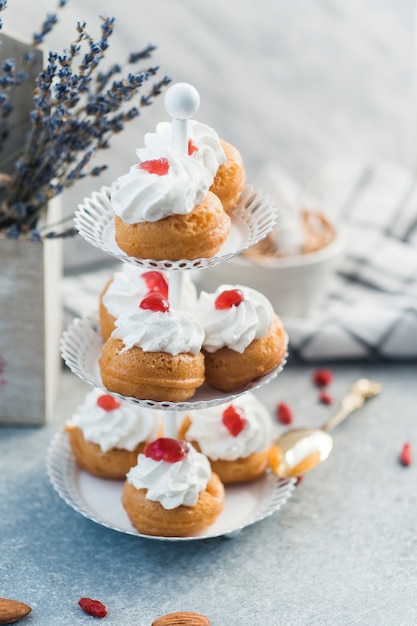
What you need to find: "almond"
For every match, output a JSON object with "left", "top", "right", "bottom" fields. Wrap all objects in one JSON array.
[
  {"left": 152, "top": 611, "right": 211, "bottom": 626},
  {"left": 0, "top": 598, "right": 31, "bottom": 624}
]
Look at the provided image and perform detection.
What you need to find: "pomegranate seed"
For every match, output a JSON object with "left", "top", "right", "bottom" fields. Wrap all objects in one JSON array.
[
  {"left": 399, "top": 442, "right": 411, "bottom": 467},
  {"left": 97, "top": 394, "right": 121, "bottom": 412},
  {"left": 144, "top": 438, "right": 189, "bottom": 463},
  {"left": 214, "top": 289, "right": 244, "bottom": 310},
  {"left": 312, "top": 368, "right": 333, "bottom": 387},
  {"left": 139, "top": 158, "right": 169, "bottom": 176},
  {"left": 318, "top": 391, "right": 333, "bottom": 405},
  {"left": 142, "top": 270, "right": 169, "bottom": 298},
  {"left": 188, "top": 139, "right": 199, "bottom": 155},
  {"left": 276, "top": 402, "right": 293, "bottom": 425},
  {"left": 139, "top": 292, "right": 170, "bottom": 312},
  {"left": 78, "top": 598, "right": 107, "bottom": 618},
  {"left": 222, "top": 405, "right": 247, "bottom": 437},
  {"left": 296, "top": 475, "right": 303, "bottom": 486}
]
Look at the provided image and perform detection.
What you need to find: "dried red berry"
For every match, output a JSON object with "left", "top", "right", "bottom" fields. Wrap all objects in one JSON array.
[
  {"left": 142, "top": 270, "right": 169, "bottom": 298},
  {"left": 188, "top": 139, "right": 199, "bottom": 155},
  {"left": 399, "top": 442, "right": 411, "bottom": 467},
  {"left": 318, "top": 391, "right": 333, "bottom": 405},
  {"left": 140, "top": 292, "right": 170, "bottom": 312},
  {"left": 78, "top": 597, "right": 107, "bottom": 618},
  {"left": 139, "top": 158, "right": 169, "bottom": 176},
  {"left": 97, "top": 394, "right": 121, "bottom": 412},
  {"left": 276, "top": 402, "right": 293, "bottom": 425},
  {"left": 215, "top": 289, "right": 244, "bottom": 310},
  {"left": 312, "top": 368, "right": 333, "bottom": 388},
  {"left": 144, "top": 438, "right": 189, "bottom": 463},
  {"left": 222, "top": 405, "right": 247, "bottom": 437}
]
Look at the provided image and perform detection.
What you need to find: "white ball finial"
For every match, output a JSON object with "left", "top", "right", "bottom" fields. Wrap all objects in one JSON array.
[{"left": 164, "top": 82, "right": 200, "bottom": 120}]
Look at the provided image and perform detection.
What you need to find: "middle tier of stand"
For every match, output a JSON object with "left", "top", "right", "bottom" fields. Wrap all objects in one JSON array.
[{"left": 61, "top": 314, "right": 287, "bottom": 411}]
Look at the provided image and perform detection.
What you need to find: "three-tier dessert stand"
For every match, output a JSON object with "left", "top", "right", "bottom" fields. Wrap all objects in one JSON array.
[{"left": 48, "top": 83, "right": 296, "bottom": 540}]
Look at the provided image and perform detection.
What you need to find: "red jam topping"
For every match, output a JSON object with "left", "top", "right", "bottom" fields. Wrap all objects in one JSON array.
[
  {"left": 97, "top": 394, "right": 121, "bottom": 412},
  {"left": 215, "top": 289, "right": 244, "bottom": 310},
  {"left": 188, "top": 139, "right": 199, "bottom": 155},
  {"left": 144, "top": 438, "right": 189, "bottom": 463},
  {"left": 139, "top": 158, "right": 169, "bottom": 176},
  {"left": 222, "top": 405, "right": 247, "bottom": 437},
  {"left": 139, "top": 292, "right": 170, "bottom": 312},
  {"left": 142, "top": 270, "right": 169, "bottom": 298}
]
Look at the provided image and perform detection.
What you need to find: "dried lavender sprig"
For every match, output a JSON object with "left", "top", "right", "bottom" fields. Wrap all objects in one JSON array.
[
  {"left": 10, "top": 65, "right": 161, "bottom": 206},
  {"left": 32, "top": 0, "right": 67, "bottom": 46},
  {"left": 0, "top": 7, "right": 170, "bottom": 238}
]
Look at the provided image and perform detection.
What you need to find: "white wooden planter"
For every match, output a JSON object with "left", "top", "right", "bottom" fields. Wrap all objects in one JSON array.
[
  {"left": 0, "top": 32, "right": 63, "bottom": 424},
  {"left": 0, "top": 229, "right": 62, "bottom": 424}
]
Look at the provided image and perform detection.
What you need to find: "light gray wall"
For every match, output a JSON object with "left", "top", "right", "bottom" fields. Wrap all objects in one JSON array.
[{"left": 3, "top": 0, "right": 416, "bottom": 268}]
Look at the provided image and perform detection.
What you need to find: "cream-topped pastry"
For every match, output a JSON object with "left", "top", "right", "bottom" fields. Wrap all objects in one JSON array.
[
  {"left": 182, "top": 393, "right": 272, "bottom": 461},
  {"left": 193, "top": 284, "right": 274, "bottom": 354},
  {"left": 138, "top": 120, "right": 226, "bottom": 178},
  {"left": 98, "top": 292, "right": 205, "bottom": 402},
  {"left": 178, "top": 393, "right": 274, "bottom": 484},
  {"left": 122, "top": 437, "right": 225, "bottom": 536},
  {"left": 138, "top": 119, "right": 245, "bottom": 213},
  {"left": 112, "top": 154, "right": 230, "bottom": 261},
  {"left": 69, "top": 388, "right": 160, "bottom": 452},
  {"left": 111, "top": 151, "right": 213, "bottom": 223},
  {"left": 99, "top": 264, "right": 197, "bottom": 340},
  {"left": 112, "top": 305, "right": 204, "bottom": 356},
  {"left": 192, "top": 285, "right": 288, "bottom": 392},
  {"left": 65, "top": 388, "right": 161, "bottom": 479},
  {"left": 126, "top": 441, "right": 211, "bottom": 510}
]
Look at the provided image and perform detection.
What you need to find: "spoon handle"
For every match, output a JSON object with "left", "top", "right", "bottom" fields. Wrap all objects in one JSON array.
[{"left": 321, "top": 378, "right": 382, "bottom": 432}]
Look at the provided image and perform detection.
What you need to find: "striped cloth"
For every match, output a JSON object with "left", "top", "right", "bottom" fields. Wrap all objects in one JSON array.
[
  {"left": 286, "top": 159, "right": 417, "bottom": 361},
  {"left": 62, "top": 159, "right": 417, "bottom": 362}
]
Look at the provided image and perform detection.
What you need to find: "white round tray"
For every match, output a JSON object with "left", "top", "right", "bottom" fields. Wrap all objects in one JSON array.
[
  {"left": 60, "top": 315, "right": 286, "bottom": 411},
  {"left": 47, "top": 431, "right": 296, "bottom": 541},
  {"left": 74, "top": 184, "right": 278, "bottom": 270}
]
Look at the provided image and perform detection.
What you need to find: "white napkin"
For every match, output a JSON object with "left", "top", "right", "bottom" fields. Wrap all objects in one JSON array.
[{"left": 281, "top": 159, "right": 417, "bottom": 361}]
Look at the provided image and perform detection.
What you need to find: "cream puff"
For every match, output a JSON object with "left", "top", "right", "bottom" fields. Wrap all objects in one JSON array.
[
  {"left": 178, "top": 392, "right": 274, "bottom": 483},
  {"left": 122, "top": 437, "right": 225, "bottom": 537},
  {"left": 192, "top": 284, "right": 288, "bottom": 392},
  {"left": 65, "top": 387, "right": 161, "bottom": 479},
  {"left": 99, "top": 292, "right": 205, "bottom": 402},
  {"left": 99, "top": 264, "right": 197, "bottom": 341},
  {"left": 111, "top": 151, "right": 230, "bottom": 260},
  {"left": 140, "top": 120, "right": 245, "bottom": 213},
  {"left": 210, "top": 139, "right": 245, "bottom": 213}
]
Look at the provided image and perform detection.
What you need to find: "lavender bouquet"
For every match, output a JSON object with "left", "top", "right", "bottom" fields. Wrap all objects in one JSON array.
[{"left": 0, "top": 0, "right": 170, "bottom": 240}]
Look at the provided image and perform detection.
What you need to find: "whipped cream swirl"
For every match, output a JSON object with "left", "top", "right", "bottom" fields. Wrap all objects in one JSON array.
[
  {"left": 138, "top": 119, "right": 226, "bottom": 177},
  {"left": 193, "top": 284, "right": 274, "bottom": 353},
  {"left": 112, "top": 307, "right": 204, "bottom": 355},
  {"left": 102, "top": 264, "right": 197, "bottom": 319},
  {"left": 111, "top": 150, "right": 213, "bottom": 223},
  {"left": 186, "top": 393, "right": 273, "bottom": 460},
  {"left": 126, "top": 443, "right": 211, "bottom": 509},
  {"left": 69, "top": 388, "right": 160, "bottom": 452}
]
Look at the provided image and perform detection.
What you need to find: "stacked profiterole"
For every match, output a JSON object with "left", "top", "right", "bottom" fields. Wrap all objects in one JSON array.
[{"left": 66, "top": 83, "right": 288, "bottom": 537}]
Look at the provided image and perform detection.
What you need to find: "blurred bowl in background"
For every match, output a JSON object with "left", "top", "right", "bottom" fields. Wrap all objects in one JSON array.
[{"left": 197, "top": 229, "right": 344, "bottom": 318}]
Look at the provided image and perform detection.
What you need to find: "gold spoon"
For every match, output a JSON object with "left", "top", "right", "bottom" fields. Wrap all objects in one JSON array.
[{"left": 269, "top": 378, "right": 382, "bottom": 478}]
